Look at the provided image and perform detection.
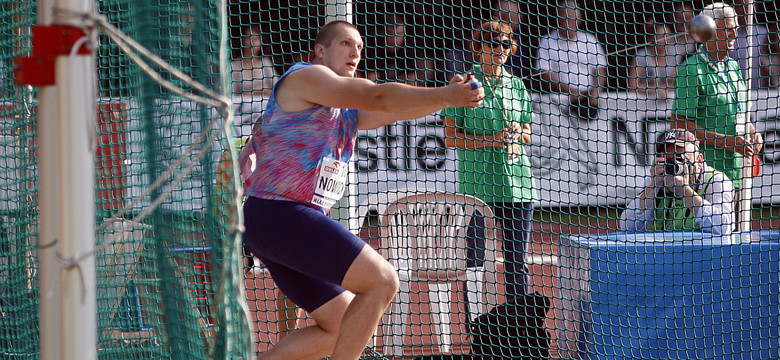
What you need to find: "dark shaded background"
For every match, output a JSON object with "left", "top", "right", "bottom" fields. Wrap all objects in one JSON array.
[{"left": 228, "top": 0, "right": 779, "bottom": 90}]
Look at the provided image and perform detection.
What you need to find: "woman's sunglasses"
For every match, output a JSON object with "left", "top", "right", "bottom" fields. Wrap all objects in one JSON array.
[{"left": 486, "top": 38, "right": 513, "bottom": 50}]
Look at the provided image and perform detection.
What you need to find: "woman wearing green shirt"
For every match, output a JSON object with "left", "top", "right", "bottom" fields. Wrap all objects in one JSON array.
[
  {"left": 441, "top": 19, "right": 538, "bottom": 302},
  {"left": 671, "top": 2, "right": 763, "bottom": 216}
]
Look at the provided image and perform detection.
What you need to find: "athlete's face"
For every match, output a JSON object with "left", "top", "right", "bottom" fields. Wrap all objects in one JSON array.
[{"left": 319, "top": 27, "right": 364, "bottom": 77}]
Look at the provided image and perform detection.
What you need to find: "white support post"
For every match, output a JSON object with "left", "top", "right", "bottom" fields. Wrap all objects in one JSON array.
[
  {"left": 57, "top": 54, "right": 97, "bottom": 360},
  {"left": 36, "top": 0, "right": 97, "bottom": 358},
  {"left": 348, "top": 159, "right": 361, "bottom": 234},
  {"left": 325, "top": 0, "right": 353, "bottom": 24},
  {"left": 36, "top": 56, "right": 64, "bottom": 360},
  {"left": 38, "top": 87, "right": 63, "bottom": 360},
  {"left": 36, "top": 1, "right": 61, "bottom": 360}
]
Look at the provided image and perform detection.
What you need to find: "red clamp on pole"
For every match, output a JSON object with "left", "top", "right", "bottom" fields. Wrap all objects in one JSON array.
[{"left": 14, "top": 25, "right": 92, "bottom": 86}]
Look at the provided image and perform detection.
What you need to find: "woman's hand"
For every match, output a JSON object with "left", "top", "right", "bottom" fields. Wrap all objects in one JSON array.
[
  {"left": 663, "top": 172, "right": 691, "bottom": 197},
  {"left": 507, "top": 143, "right": 521, "bottom": 162},
  {"left": 497, "top": 123, "right": 523, "bottom": 144},
  {"left": 497, "top": 123, "right": 525, "bottom": 162}
]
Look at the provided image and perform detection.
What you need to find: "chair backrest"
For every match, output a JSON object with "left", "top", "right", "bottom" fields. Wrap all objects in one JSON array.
[{"left": 378, "top": 193, "right": 498, "bottom": 280}]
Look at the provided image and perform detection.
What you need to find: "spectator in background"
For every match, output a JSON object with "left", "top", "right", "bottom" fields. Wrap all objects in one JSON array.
[
  {"left": 627, "top": 24, "right": 679, "bottom": 99},
  {"left": 394, "top": 57, "right": 436, "bottom": 87},
  {"left": 536, "top": 0, "right": 608, "bottom": 120},
  {"left": 232, "top": 25, "right": 278, "bottom": 97},
  {"left": 763, "top": 24, "right": 780, "bottom": 88},
  {"left": 435, "top": 39, "right": 472, "bottom": 86},
  {"left": 730, "top": 0, "right": 771, "bottom": 90},
  {"left": 492, "top": 0, "right": 536, "bottom": 86},
  {"left": 620, "top": 129, "right": 734, "bottom": 236},
  {"left": 671, "top": 2, "right": 763, "bottom": 226},
  {"left": 363, "top": 14, "right": 414, "bottom": 83},
  {"left": 433, "top": 24, "right": 485, "bottom": 86},
  {"left": 667, "top": 3, "right": 697, "bottom": 61}
]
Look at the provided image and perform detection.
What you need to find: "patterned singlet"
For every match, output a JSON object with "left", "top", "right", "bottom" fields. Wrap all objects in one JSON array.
[{"left": 244, "top": 62, "right": 358, "bottom": 212}]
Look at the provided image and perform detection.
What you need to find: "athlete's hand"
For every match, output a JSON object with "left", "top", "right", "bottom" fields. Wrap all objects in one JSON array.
[{"left": 446, "top": 74, "right": 485, "bottom": 108}]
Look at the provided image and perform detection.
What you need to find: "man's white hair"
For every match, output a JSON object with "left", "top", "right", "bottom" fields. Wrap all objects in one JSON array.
[{"left": 700, "top": 2, "right": 737, "bottom": 21}]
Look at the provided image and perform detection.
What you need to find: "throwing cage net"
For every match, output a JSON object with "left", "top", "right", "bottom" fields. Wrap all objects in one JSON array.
[
  {"left": 3, "top": 0, "right": 251, "bottom": 358},
  {"left": 1, "top": 0, "right": 780, "bottom": 359}
]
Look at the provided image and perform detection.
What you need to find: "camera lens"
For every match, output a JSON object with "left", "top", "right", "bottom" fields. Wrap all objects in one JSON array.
[
  {"left": 664, "top": 155, "right": 686, "bottom": 175},
  {"left": 664, "top": 159, "right": 678, "bottom": 175}
]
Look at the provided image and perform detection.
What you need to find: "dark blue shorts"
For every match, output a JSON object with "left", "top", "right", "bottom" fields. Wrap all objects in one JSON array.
[{"left": 242, "top": 197, "right": 365, "bottom": 312}]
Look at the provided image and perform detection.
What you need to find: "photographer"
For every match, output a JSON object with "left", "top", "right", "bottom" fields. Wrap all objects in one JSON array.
[{"left": 620, "top": 130, "right": 735, "bottom": 236}]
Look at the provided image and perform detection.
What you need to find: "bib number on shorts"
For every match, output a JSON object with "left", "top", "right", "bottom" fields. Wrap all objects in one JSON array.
[{"left": 311, "top": 157, "right": 348, "bottom": 209}]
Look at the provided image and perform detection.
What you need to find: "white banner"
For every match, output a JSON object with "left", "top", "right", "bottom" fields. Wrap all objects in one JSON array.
[
  {"left": 343, "top": 90, "right": 780, "bottom": 208},
  {"left": 8, "top": 91, "right": 767, "bottom": 213}
]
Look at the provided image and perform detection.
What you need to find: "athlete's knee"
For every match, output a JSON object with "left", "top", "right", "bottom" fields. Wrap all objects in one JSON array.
[
  {"left": 343, "top": 249, "right": 399, "bottom": 302},
  {"left": 310, "top": 292, "right": 352, "bottom": 340},
  {"left": 373, "top": 261, "right": 400, "bottom": 303}
]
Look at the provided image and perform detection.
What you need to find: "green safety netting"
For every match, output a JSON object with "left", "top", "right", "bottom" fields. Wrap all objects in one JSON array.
[{"left": 1, "top": 0, "right": 779, "bottom": 359}]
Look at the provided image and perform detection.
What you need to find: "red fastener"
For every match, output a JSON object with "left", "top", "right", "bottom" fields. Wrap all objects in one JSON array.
[
  {"left": 13, "top": 55, "right": 56, "bottom": 86},
  {"left": 13, "top": 25, "right": 92, "bottom": 86}
]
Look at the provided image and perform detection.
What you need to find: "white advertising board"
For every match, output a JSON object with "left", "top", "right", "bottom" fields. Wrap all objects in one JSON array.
[
  {"left": 7, "top": 91, "right": 775, "bottom": 212},
  {"left": 342, "top": 91, "right": 780, "bottom": 208}
]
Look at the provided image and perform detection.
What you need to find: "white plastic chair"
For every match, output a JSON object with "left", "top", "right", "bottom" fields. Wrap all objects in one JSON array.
[{"left": 377, "top": 192, "right": 500, "bottom": 355}]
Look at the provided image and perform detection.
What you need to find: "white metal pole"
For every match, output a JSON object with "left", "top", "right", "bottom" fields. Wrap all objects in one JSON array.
[
  {"left": 739, "top": 0, "right": 755, "bottom": 232},
  {"left": 35, "top": 0, "right": 62, "bottom": 358},
  {"left": 325, "top": 0, "right": 353, "bottom": 24},
  {"left": 42, "top": 0, "right": 98, "bottom": 358},
  {"left": 57, "top": 53, "right": 97, "bottom": 360},
  {"left": 37, "top": 87, "right": 63, "bottom": 360}
]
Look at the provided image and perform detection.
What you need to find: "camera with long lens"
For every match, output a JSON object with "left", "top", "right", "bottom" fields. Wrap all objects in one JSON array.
[{"left": 664, "top": 154, "right": 688, "bottom": 176}]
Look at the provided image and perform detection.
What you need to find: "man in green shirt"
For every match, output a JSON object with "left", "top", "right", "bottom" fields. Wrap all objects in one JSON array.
[{"left": 671, "top": 2, "right": 763, "bottom": 218}]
